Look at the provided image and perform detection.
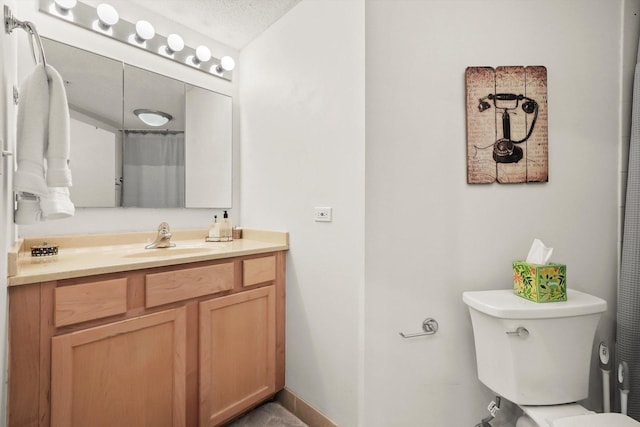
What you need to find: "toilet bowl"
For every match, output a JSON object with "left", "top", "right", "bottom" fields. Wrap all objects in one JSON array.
[{"left": 462, "top": 289, "right": 640, "bottom": 427}]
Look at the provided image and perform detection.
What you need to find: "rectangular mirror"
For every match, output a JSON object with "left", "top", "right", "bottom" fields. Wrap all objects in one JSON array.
[
  {"left": 185, "top": 84, "right": 232, "bottom": 208},
  {"left": 122, "top": 65, "right": 185, "bottom": 208},
  {"left": 42, "top": 37, "right": 123, "bottom": 207},
  {"left": 40, "top": 37, "right": 233, "bottom": 209}
]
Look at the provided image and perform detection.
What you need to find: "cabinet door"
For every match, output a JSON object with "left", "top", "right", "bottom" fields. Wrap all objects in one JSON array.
[
  {"left": 199, "top": 286, "right": 276, "bottom": 426},
  {"left": 51, "top": 307, "right": 187, "bottom": 427}
]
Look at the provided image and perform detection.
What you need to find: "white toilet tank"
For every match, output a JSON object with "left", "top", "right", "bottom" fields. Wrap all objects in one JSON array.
[{"left": 463, "top": 289, "right": 606, "bottom": 405}]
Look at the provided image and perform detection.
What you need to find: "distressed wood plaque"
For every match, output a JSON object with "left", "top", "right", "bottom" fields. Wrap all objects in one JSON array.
[{"left": 465, "top": 66, "right": 548, "bottom": 184}]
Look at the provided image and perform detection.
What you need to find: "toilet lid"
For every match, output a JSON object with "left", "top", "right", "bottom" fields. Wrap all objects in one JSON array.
[{"left": 553, "top": 413, "right": 640, "bottom": 427}]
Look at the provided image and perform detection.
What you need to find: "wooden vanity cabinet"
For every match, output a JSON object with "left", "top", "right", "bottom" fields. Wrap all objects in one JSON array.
[
  {"left": 51, "top": 308, "right": 187, "bottom": 427},
  {"left": 200, "top": 286, "right": 276, "bottom": 426},
  {"left": 7, "top": 252, "right": 286, "bottom": 427}
]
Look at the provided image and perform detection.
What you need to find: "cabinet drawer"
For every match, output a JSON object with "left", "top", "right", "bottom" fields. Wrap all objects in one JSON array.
[
  {"left": 243, "top": 256, "right": 276, "bottom": 287},
  {"left": 146, "top": 263, "right": 234, "bottom": 308},
  {"left": 55, "top": 278, "right": 128, "bottom": 327}
]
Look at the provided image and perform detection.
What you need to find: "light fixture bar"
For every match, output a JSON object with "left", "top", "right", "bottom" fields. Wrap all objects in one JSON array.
[{"left": 39, "top": 0, "right": 233, "bottom": 81}]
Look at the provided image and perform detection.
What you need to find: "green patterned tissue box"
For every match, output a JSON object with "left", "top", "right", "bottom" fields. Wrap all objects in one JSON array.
[{"left": 512, "top": 261, "right": 567, "bottom": 303}]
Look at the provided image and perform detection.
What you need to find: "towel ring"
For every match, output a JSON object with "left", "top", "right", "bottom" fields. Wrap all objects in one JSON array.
[
  {"left": 24, "top": 22, "right": 47, "bottom": 66},
  {"left": 4, "top": 5, "right": 47, "bottom": 67}
]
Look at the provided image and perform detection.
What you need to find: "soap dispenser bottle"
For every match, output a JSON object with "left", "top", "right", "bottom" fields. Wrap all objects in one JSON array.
[
  {"left": 221, "top": 210, "right": 233, "bottom": 241},
  {"left": 208, "top": 215, "right": 220, "bottom": 241}
]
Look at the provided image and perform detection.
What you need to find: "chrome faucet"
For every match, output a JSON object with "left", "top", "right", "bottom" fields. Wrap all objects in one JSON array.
[{"left": 145, "top": 222, "right": 176, "bottom": 249}]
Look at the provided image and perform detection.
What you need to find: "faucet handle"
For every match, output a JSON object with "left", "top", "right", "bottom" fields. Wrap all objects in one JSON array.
[
  {"left": 145, "top": 222, "right": 174, "bottom": 249},
  {"left": 158, "top": 222, "right": 172, "bottom": 239}
]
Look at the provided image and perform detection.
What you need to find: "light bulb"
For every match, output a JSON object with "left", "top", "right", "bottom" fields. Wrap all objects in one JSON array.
[
  {"left": 215, "top": 56, "right": 235, "bottom": 73},
  {"left": 54, "top": 0, "right": 77, "bottom": 13},
  {"left": 97, "top": 4, "right": 119, "bottom": 29},
  {"left": 166, "top": 34, "right": 184, "bottom": 55},
  {"left": 135, "top": 20, "right": 155, "bottom": 42},
  {"left": 193, "top": 45, "right": 211, "bottom": 65}
]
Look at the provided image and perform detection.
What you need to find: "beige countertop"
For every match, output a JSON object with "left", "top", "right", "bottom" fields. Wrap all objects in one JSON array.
[{"left": 8, "top": 228, "right": 289, "bottom": 286}]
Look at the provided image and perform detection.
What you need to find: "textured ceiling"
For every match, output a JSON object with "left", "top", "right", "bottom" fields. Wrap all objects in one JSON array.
[{"left": 125, "top": 0, "right": 302, "bottom": 50}]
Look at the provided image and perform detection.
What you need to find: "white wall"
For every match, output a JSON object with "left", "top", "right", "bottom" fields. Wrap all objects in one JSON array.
[
  {"left": 69, "top": 118, "right": 116, "bottom": 207},
  {"left": 239, "top": 1, "right": 365, "bottom": 426},
  {"left": 2, "top": 1, "right": 636, "bottom": 426},
  {"left": 366, "top": 1, "right": 630, "bottom": 426},
  {"left": 241, "top": 0, "right": 634, "bottom": 425},
  {"left": 0, "top": 1, "right": 17, "bottom": 422},
  {"left": 14, "top": 0, "right": 241, "bottom": 236}
]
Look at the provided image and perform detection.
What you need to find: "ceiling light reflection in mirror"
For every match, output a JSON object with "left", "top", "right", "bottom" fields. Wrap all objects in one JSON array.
[{"left": 134, "top": 109, "right": 173, "bottom": 127}]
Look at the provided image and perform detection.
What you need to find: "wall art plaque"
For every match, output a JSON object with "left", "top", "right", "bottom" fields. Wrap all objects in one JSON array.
[{"left": 465, "top": 66, "right": 548, "bottom": 184}]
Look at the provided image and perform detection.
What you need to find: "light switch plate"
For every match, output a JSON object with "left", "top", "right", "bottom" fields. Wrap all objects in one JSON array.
[{"left": 314, "top": 207, "right": 332, "bottom": 222}]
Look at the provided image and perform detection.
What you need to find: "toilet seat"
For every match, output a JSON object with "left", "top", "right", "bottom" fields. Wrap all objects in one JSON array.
[{"left": 553, "top": 413, "right": 640, "bottom": 426}]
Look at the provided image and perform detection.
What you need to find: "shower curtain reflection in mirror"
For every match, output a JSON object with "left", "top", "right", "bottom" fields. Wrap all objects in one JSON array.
[{"left": 122, "top": 131, "right": 185, "bottom": 208}]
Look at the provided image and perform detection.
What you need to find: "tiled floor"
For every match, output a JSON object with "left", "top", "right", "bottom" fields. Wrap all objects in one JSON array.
[{"left": 227, "top": 402, "right": 308, "bottom": 427}]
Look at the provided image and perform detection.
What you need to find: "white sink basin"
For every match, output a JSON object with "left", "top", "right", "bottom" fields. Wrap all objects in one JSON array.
[{"left": 123, "top": 247, "right": 211, "bottom": 258}]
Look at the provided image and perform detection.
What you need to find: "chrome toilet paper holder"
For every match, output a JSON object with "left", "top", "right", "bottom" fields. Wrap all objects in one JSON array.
[{"left": 399, "top": 317, "right": 439, "bottom": 339}]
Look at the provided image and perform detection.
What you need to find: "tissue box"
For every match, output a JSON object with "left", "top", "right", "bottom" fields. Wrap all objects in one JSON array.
[{"left": 512, "top": 261, "right": 567, "bottom": 303}]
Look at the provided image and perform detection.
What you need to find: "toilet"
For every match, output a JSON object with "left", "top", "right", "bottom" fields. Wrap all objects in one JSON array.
[{"left": 462, "top": 289, "right": 640, "bottom": 427}]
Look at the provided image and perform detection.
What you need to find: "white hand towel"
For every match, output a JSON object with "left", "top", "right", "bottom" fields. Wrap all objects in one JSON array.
[
  {"left": 13, "top": 65, "right": 49, "bottom": 196},
  {"left": 13, "top": 64, "right": 75, "bottom": 224},
  {"left": 40, "top": 187, "right": 75, "bottom": 220},
  {"left": 45, "top": 65, "right": 73, "bottom": 187},
  {"left": 14, "top": 193, "right": 42, "bottom": 225}
]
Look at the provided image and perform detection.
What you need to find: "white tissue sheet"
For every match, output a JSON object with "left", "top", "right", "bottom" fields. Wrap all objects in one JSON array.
[{"left": 525, "top": 238, "right": 553, "bottom": 264}]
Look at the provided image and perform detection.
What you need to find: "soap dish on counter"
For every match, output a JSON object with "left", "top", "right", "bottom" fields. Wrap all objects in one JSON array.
[
  {"left": 205, "top": 237, "right": 233, "bottom": 242},
  {"left": 30, "top": 242, "right": 58, "bottom": 257}
]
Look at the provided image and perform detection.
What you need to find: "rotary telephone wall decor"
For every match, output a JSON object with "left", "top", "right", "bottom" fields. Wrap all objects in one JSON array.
[{"left": 465, "top": 66, "right": 548, "bottom": 184}]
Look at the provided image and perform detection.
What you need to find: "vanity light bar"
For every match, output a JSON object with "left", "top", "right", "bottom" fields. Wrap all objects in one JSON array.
[{"left": 39, "top": 0, "right": 234, "bottom": 81}]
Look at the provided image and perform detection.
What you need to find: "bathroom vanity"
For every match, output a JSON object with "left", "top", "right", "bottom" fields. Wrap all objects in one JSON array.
[{"left": 6, "top": 229, "right": 288, "bottom": 427}]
